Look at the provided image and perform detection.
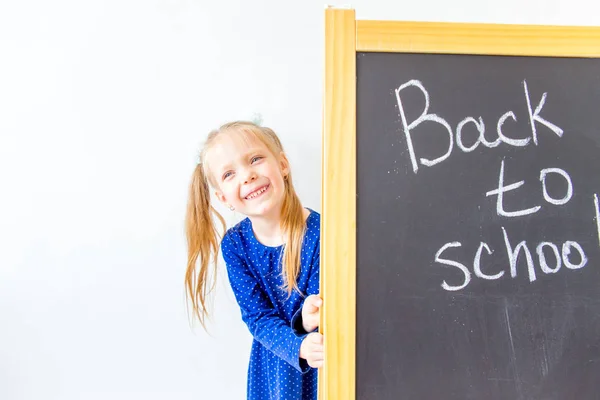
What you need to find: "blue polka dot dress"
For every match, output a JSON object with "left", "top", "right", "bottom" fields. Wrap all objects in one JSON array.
[{"left": 221, "top": 209, "right": 320, "bottom": 400}]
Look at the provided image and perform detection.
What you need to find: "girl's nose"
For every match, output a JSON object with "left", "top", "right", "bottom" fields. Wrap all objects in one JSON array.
[{"left": 243, "top": 169, "right": 257, "bottom": 184}]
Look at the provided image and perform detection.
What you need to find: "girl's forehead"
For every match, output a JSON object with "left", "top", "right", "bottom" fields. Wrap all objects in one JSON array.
[{"left": 213, "top": 129, "right": 265, "bottom": 150}]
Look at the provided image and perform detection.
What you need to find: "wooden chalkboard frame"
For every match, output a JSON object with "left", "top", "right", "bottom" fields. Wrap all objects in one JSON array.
[{"left": 320, "top": 7, "right": 600, "bottom": 400}]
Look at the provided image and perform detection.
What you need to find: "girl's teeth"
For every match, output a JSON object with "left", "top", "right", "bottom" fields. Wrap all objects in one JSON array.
[{"left": 247, "top": 186, "right": 267, "bottom": 199}]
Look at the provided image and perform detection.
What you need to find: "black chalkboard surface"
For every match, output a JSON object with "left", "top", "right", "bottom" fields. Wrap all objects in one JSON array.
[{"left": 356, "top": 52, "right": 600, "bottom": 400}]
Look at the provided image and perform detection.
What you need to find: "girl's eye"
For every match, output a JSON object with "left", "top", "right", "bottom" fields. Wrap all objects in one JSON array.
[
  {"left": 222, "top": 171, "right": 233, "bottom": 180},
  {"left": 251, "top": 156, "right": 263, "bottom": 163}
]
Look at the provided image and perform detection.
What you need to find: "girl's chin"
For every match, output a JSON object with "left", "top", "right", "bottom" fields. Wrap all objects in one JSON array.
[{"left": 245, "top": 199, "right": 285, "bottom": 217}]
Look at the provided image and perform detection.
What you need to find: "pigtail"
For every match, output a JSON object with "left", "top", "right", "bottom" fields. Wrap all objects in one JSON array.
[
  {"left": 260, "top": 126, "right": 307, "bottom": 296},
  {"left": 185, "top": 163, "right": 225, "bottom": 328},
  {"left": 279, "top": 172, "right": 306, "bottom": 296}
]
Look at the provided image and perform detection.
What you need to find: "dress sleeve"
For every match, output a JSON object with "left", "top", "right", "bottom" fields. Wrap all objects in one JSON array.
[
  {"left": 291, "top": 245, "right": 321, "bottom": 336},
  {"left": 221, "top": 233, "right": 310, "bottom": 374}
]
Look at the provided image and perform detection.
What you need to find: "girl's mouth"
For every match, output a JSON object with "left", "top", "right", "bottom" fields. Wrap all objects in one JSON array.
[{"left": 245, "top": 184, "right": 270, "bottom": 200}]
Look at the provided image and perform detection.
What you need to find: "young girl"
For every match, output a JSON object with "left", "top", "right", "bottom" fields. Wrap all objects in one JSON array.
[{"left": 185, "top": 121, "right": 323, "bottom": 400}]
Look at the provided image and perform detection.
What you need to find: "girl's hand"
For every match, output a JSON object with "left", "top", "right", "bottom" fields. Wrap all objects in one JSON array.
[
  {"left": 300, "top": 332, "right": 324, "bottom": 368},
  {"left": 302, "top": 294, "right": 322, "bottom": 333}
]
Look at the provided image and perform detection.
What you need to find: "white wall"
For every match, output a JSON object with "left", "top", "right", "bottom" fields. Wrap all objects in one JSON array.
[{"left": 0, "top": 1, "right": 598, "bottom": 399}]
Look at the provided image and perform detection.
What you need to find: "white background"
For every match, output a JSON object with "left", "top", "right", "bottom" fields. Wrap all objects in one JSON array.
[{"left": 1, "top": 1, "right": 598, "bottom": 399}]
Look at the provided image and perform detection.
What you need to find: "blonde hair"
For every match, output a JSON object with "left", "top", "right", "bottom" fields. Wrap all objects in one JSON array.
[{"left": 185, "top": 121, "right": 306, "bottom": 328}]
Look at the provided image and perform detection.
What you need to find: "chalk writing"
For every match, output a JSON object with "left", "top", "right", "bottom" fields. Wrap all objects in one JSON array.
[
  {"left": 485, "top": 159, "right": 541, "bottom": 218},
  {"left": 523, "top": 80, "right": 564, "bottom": 145},
  {"left": 540, "top": 168, "right": 573, "bottom": 206},
  {"left": 395, "top": 80, "right": 563, "bottom": 174},
  {"left": 594, "top": 194, "right": 600, "bottom": 247},
  {"left": 395, "top": 78, "right": 596, "bottom": 292},
  {"left": 434, "top": 228, "right": 588, "bottom": 290}
]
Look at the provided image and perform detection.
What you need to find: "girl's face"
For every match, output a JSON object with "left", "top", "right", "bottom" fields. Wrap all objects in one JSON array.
[{"left": 207, "top": 131, "right": 290, "bottom": 220}]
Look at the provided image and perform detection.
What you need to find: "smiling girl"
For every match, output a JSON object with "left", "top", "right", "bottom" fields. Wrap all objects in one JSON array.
[{"left": 185, "top": 121, "right": 323, "bottom": 400}]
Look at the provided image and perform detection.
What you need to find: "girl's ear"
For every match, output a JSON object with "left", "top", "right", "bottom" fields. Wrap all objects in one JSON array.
[
  {"left": 279, "top": 152, "right": 290, "bottom": 178},
  {"left": 214, "top": 190, "right": 227, "bottom": 205}
]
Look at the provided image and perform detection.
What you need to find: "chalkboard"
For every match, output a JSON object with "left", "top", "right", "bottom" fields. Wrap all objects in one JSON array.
[{"left": 356, "top": 52, "right": 600, "bottom": 399}]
